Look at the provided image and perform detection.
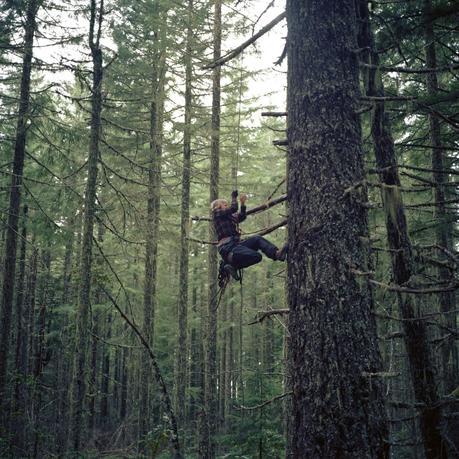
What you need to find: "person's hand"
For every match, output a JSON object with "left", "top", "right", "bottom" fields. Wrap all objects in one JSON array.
[
  {"left": 240, "top": 193, "right": 247, "bottom": 205},
  {"left": 231, "top": 190, "right": 238, "bottom": 198}
]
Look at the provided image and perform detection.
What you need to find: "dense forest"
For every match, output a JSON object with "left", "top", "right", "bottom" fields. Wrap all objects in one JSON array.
[{"left": 0, "top": 0, "right": 458, "bottom": 457}]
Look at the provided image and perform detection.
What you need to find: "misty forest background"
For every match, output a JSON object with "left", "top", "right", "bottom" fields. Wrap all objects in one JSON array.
[{"left": 0, "top": 0, "right": 458, "bottom": 458}]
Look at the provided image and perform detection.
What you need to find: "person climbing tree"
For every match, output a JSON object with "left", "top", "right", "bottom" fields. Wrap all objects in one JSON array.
[{"left": 211, "top": 190, "right": 288, "bottom": 280}]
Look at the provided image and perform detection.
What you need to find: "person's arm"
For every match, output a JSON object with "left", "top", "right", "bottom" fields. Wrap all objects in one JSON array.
[
  {"left": 213, "top": 190, "right": 238, "bottom": 218},
  {"left": 236, "top": 193, "right": 247, "bottom": 222}
]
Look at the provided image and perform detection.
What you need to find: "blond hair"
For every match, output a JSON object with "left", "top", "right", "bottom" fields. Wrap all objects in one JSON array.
[{"left": 210, "top": 199, "right": 227, "bottom": 211}]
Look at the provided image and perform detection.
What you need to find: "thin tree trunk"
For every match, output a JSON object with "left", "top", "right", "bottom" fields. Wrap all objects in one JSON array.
[
  {"left": 0, "top": 0, "right": 40, "bottom": 419},
  {"left": 263, "top": 270, "right": 274, "bottom": 373},
  {"left": 139, "top": 17, "right": 166, "bottom": 447},
  {"left": 11, "top": 205, "right": 28, "bottom": 452},
  {"left": 205, "top": 0, "right": 222, "bottom": 455},
  {"left": 62, "top": 212, "right": 76, "bottom": 305},
  {"left": 120, "top": 347, "right": 128, "bottom": 421},
  {"left": 88, "top": 312, "right": 98, "bottom": 433},
  {"left": 57, "top": 214, "right": 79, "bottom": 456},
  {"left": 99, "top": 313, "right": 111, "bottom": 429},
  {"left": 286, "top": 1, "right": 389, "bottom": 456},
  {"left": 69, "top": 0, "right": 104, "bottom": 451},
  {"left": 357, "top": 2, "right": 449, "bottom": 457},
  {"left": 26, "top": 247, "right": 39, "bottom": 377},
  {"left": 238, "top": 278, "right": 244, "bottom": 411},
  {"left": 198, "top": 282, "right": 210, "bottom": 457},
  {"left": 422, "top": 0, "right": 458, "bottom": 394},
  {"left": 227, "top": 290, "right": 234, "bottom": 407},
  {"left": 176, "top": 0, "right": 193, "bottom": 429},
  {"left": 32, "top": 249, "right": 50, "bottom": 459},
  {"left": 189, "top": 256, "right": 200, "bottom": 429},
  {"left": 219, "top": 302, "right": 227, "bottom": 430}
]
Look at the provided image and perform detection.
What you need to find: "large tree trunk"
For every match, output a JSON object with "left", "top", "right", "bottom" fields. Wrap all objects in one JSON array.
[
  {"left": 204, "top": 0, "right": 222, "bottom": 456},
  {"left": 176, "top": 0, "right": 193, "bottom": 428},
  {"left": 357, "top": 2, "right": 450, "bottom": 457},
  {"left": 422, "top": 0, "right": 458, "bottom": 394},
  {"left": 0, "top": 0, "right": 40, "bottom": 419},
  {"left": 69, "top": 0, "right": 104, "bottom": 451},
  {"left": 286, "top": 1, "right": 389, "bottom": 457}
]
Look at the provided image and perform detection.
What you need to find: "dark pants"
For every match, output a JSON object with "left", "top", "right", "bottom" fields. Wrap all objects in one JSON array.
[{"left": 218, "top": 235, "right": 278, "bottom": 270}]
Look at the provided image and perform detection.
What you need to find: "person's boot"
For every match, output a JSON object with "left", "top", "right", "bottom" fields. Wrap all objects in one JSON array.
[
  {"left": 224, "top": 264, "right": 240, "bottom": 281},
  {"left": 275, "top": 244, "right": 288, "bottom": 261}
]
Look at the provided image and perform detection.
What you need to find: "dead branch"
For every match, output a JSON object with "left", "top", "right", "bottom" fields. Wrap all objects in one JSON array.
[
  {"left": 101, "top": 286, "right": 182, "bottom": 457},
  {"left": 267, "top": 177, "right": 286, "bottom": 200},
  {"left": 235, "top": 391, "right": 292, "bottom": 411},
  {"left": 248, "top": 308, "right": 290, "bottom": 325},
  {"left": 203, "top": 12, "right": 286, "bottom": 69},
  {"left": 261, "top": 111, "right": 287, "bottom": 117},
  {"left": 374, "top": 308, "right": 459, "bottom": 322},
  {"left": 246, "top": 194, "right": 287, "bottom": 217},
  {"left": 359, "top": 61, "right": 459, "bottom": 74},
  {"left": 361, "top": 95, "right": 417, "bottom": 102}
]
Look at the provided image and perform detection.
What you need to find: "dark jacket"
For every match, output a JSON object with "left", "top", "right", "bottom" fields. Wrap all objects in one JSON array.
[{"left": 212, "top": 195, "right": 246, "bottom": 243}]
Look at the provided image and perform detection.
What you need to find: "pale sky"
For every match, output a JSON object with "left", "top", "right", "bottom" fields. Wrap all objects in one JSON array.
[{"left": 31, "top": 0, "right": 287, "bottom": 122}]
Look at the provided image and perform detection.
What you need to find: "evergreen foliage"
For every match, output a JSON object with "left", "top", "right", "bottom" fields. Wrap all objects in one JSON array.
[{"left": 0, "top": 0, "right": 457, "bottom": 457}]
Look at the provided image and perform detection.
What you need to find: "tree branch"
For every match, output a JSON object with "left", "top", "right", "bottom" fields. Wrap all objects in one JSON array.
[
  {"left": 234, "top": 390, "right": 292, "bottom": 411},
  {"left": 203, "top": 11, "right": 286, "bottom": 69},
  {"left": 248, "top": 308, "right": 290, "bottom": 325}
]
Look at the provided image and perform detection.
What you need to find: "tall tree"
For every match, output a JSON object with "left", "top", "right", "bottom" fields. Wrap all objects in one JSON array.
[
  {"left": 204, "top": 0, "right": 222, "bottom": 455},
  {"left": 422, "top": 0, "right": 458, "bottom": 394},
  {"left": 357, "top": 1, "right": 451, "bottom": 456},
  {"left": 286, "top": 1, "right": 389, "bottom": 456},
  {"left": 0, "top": 0, "right": 42, "bottom": 420},
  {"left": 69, "top": 0, "right": 105, "bottom": 451},
  {"left": 176, "top": 0, "right": 193, "bottom": 428},
  {"left": 139, "top": 7, "right": 166, "bottom": 444}
]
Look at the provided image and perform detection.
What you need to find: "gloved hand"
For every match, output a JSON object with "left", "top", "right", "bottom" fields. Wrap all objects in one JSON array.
[{"left": 231, "top": 190, "right": 238, "bottom": 198}]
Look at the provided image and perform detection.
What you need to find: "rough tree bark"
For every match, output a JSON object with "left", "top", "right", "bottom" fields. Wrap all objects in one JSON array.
[
  {"left": 69, "top": 0, "right": 104, "bottom": 451},
  {"left": 0, "top": 0, "right": 41, "bottom": 420},
  {"left": 286, "top": 1, "right": 389, "bottom": 457},
  {"left": 357, "top": 1, "right": 450, "bottom": 456}
]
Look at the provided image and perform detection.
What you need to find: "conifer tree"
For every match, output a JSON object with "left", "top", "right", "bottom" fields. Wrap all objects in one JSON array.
[{"left": 286, "top": 1, "right": 389, "bottom": 456}]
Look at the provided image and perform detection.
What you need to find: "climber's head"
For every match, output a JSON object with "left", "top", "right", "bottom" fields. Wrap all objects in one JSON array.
[{"left": 211, "top": 199, "right": 228, "bottom": 211}]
